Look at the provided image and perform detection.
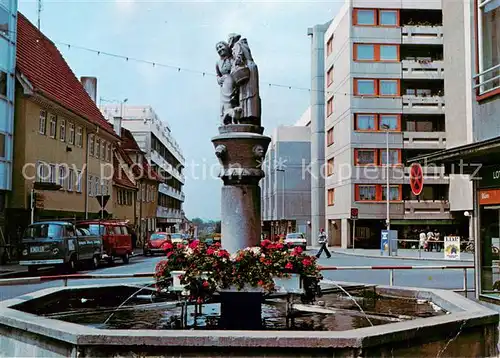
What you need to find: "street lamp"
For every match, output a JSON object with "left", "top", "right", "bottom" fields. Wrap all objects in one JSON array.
[
  {"left": 276, "top": 167, "right": 285, "bottom": 235},
  {"left": 381, "top": 123, "right": 391, "bottom": 232}
]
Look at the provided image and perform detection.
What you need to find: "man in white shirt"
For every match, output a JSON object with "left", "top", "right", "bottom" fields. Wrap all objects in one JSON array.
[{"left": 316, "top": 228, "right": 331, "bottom": 259}]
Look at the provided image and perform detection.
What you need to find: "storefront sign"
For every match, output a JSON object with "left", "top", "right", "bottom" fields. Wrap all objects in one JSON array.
[
  {"left": 479, "top": 189, "right": 500, "bottom": 205},
  {"left": 478, "top": 165, "right": 500, "bottom": 189},
  {"left": 444, "top": 236, "right": 460, "bottom": 260}
]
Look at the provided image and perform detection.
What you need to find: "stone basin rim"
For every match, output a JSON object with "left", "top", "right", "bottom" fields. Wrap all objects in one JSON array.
[{"left": 0, "top": 282, "right": 498, "bottom": 350}]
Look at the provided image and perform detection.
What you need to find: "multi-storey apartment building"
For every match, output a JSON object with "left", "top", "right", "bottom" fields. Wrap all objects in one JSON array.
[
  {"left": 261, "top": 108, "right": 312, "bottom": 242},
  {"left": 101, "top": 105, "right": 185, "bottom": 232},
  {"left": 7, "top": 14, "right": 119, "bottom": 243},
  {"left": 324, "top": 0, "right": 469, "bottom": 248},
  {"left": 410, "top": 0, "right": 500, "bottom": 302}
]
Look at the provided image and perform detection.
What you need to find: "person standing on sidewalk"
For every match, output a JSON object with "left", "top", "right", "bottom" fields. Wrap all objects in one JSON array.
[{"left": 316, "top": 228, "right": 331, "bottom": 259}]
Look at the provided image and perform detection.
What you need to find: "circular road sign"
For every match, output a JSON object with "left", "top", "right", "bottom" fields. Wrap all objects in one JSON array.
[{"left": 409, "top": 163, "right": 424, "bottom": 196}]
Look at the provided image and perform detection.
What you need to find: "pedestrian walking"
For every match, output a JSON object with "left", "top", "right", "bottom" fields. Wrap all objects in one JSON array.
[{"left": 316, "top": 228, "right": 331, "bottom": 259}]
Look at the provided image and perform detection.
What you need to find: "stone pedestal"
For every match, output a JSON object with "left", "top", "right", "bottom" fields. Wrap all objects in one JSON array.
[{"left": 212, "top": 124, "right": 271, "bottom": 253}]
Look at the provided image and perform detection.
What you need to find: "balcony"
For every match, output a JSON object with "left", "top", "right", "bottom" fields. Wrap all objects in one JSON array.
[
  {"left": 159, "top": 183, "right": 185, "bottom": 202},
  {"left": 402, "top": 60, "right": 444, "bottom": 80},
  {"left": 403, "top": 131, "right": 446, "bottom": 150},
  {"left": 402, "top": 95, "right": 444, "bottom": 114},
  {"left": 402, "top": 26, "right": 443, "bottom": 45},
  {"left": 404, "top": 200, "right": 451, "bottom": 220},
  {"left": 156, "top": 206, "right": 183, "bottom": 221},
  {"left": 151, "top": 150, "right": 185, "bottom": 184}
]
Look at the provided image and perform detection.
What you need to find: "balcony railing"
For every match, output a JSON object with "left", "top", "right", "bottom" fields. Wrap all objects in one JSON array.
[
  {"left": 151, "top": 150, "right": 185, "bottom": 184},
  {"left": 402, "top": 60, "right": 444, "bottom": 80},
  {"left": 156, "top": 206, "right": 183, "bottom": 219},
  {"left": 159, "top": 183, "right": 185, "bottom": 201},
  {"left": 403, "top": 131, "right": 446, "bottom": 150},
  {"left": 402, "top": 26, "right": 443, "bottom": 45},
  {"left": 402, "top": 95, "right": 445, "bottom": 113},
  {"left": 404, "top": 200, "right": 451, "bottom": 219}
]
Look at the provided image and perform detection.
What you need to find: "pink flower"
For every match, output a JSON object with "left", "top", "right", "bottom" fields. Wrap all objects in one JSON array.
[
  {"left": 218, "top": 250, "right": 229, "bottom": 258},
  {"left": 294, "top": 246, "right": 303, "bottom": 254},
  {"left": 285, "top": 262, "right": 293, "bottom": 270},
  {"left": 261, "top": 240, "right": 271, "bottom": 248},
  {"left": 257, "top": 280, "right": 264, "bottom": 286},
  {"left": 202, "top": 280, "right": 209, "bottom": 288},
  {"left": 207, "top": 248, "right": 215, "bottom": 255},
  {"left": 302, "top": 258, "right": 312, "bottom": 267},
  {"left": 176, "top": 243, "right": 184, "bottom": 249},
  {"left": 188, "top": 240, "right": 199, "bottom": 249},
  {"left": 276, "top": 243, "right": 284, "bottom": 249},
  {"left": 162, "top": 242, "right": 173, "bottom": 250}
]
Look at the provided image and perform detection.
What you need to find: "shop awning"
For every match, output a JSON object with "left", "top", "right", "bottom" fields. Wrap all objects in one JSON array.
[{"left": 408, "top": 136, "right": 500, "bottom": 174}]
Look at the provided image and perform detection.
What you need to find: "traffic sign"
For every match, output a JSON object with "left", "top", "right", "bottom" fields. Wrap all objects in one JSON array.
[
  {"left": 409, "top": 163, "right": 424, "bottom": 196},
  {"left": 350, "top": 208, "right": 358, "bottom": 220}
]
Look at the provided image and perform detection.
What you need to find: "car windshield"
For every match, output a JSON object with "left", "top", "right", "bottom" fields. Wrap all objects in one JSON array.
[
  {"left": 171, "top": 234, "right": 182, "bottom": 239},
  {"left": 287, "top": 233, "right": 304, "bottom": 239},
  {"left": 24, "top": 224, "right": 63, "bottom": 238},
  {"left": 77, "top": 224, "right": 105, "bottom": 236},
  {"left": 150, "top": 234, "right": 168, "bottom": 240}
]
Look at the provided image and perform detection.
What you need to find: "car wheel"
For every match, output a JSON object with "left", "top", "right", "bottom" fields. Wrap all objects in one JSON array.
[
  {"left": 67, "top": 256, "right": 77, "bottom": 273},
  {"left": 122, "top": 253, "right": 130, "bottom": 264},
  {"left": 90, "top": 255, "right": 99, "bottom": 270}
]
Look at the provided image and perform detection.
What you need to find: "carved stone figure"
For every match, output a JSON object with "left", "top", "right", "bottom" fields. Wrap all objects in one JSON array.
[
  {"left": 215, "top": 41, "right": 239, "bottom": 125},
  {"left": 215, "top": 144, "right": 227, "bottom": 159},
  {"left": 252, "top": 145, "right": 264, "bottom": 159},
  {"left": 228, "top": 33, "right": 261, "bottom": 124}
]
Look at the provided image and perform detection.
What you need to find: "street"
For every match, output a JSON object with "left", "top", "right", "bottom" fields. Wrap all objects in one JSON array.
[{"left": 0, "top": 251, "right": 475, "bottom": 302}]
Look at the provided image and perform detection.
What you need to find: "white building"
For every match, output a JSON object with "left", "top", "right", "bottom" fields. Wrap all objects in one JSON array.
[{"left": 101, "top": 105, "right": 185, "bottom": 231}]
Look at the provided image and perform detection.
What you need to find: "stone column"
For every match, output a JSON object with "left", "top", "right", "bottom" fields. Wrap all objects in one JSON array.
[{"left": 212, "top": 125, "right": 271, "bottom": 253}]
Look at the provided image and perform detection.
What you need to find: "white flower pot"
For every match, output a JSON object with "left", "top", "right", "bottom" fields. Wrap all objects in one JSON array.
[
  {"left": 170, "top": 270, "right": 186, "bottom": 288},
  {"left": 273, "top": 274, "right": 302, "bottom": 292}
]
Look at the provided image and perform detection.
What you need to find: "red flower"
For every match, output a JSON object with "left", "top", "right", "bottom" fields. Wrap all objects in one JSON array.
[
  {"left": 302, "top": 258, "right": 312, "bottom": 267},
  {"left": 218, "top": 250, "right": 229, "bottom": 258},
  {"left": 197, "top": 297, "right": 203, "bottom": 304},
  {"left": 188, "top": 240, "right": 199, "bottom": 249},
  {"left": 285, "top": 262, "right": 293, "bottom": 270},
  {"left": 202, "top": 280, "right": 209, "bottom": 288},
  {"left": 207, "top": 248, "right": 215, "bottom": 255},
  {"left": 294, "top": 246, "right": 303, "bottom": 254},
  {"left": 166, "top": 251, "right": 173, "bottom": 258},
  {"left": 176, "top": 243, "right": 184, "bottom": 249},
  {"left": 162, "top": 242, "right": 173, "bottom": 250},
  {"left": 276, "top": 243, "right": 284, "bottom": 249},
  {"left": 261, "top": 239, "right": 271, "bottom": 248},
  {"left": 257, "top": 280, "right": 264, "bottom": 286}
]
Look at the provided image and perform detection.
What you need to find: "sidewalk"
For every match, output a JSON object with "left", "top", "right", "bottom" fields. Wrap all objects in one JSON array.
[{"left": 324, "top": 247, "right": 474, "bottom": 263}]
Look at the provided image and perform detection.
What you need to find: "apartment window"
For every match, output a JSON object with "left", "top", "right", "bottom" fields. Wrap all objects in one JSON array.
[
  {"left": 0, "top": 71, "right": 6, "bottom": 97},
  {"left": 326, "top": 35, "right": 333, "bottom": 56},
  {"left": 59, "top": 119, "right": 66, "bottom": 142},
  {"left": 379, "top": 80, "right": 399, "bottom": 96},
  {"left": 88, "top": 175, "right": 93, "bottom": 197},
  {"left": 355, "top": 149, "right": 377, "bottom": 166},
  {"left": 406, "top": 119, "right": 433, "bottom": 132},
  {"left": 57, "top": 165, "right": 66, "bottom": 189},
  {"left": 379, "top": 115, "right": 400, "bottom": 130},
  {"left": 76, "top": 170, "right": 82, "bottom": 193},
  {"left": 379, "top": 10, "right": 398, "bottom": 26},
  {"left": 39, "top": 111, "right": 47, "bottom": 135},
  {"left": 379, "top": 45, "right": 398, "bottom": 61},
  {"left": 381, "top": 185, "right": 401, "bottom": 201},
  {"left": 328, "top": 189, "right": 335, "bottom": 206},
  {"left": 356, "top": 44, "right": 375, "bottom": 60},
  {"left": 476, "top": 1, "right": 500, "bottom": 97},
  {"left": 49, "top": 114, "right": 57, "bottom": 138},
  {"left": 354, "top": 9, "right": 376, "bottom": 25},
  {"left": 36, "top": 161, "right": 48, "bottom": 183},
  {"left": 101, "top": 140, "right": 106, "bottom": 160},
  {"left": 94, "top": 176, "right": 100, "bottom": 196},
  {"left": 68, "top": 169, "right": 74, "bottom": 192},
  {"left": 357, "top": 185, "right": 377, "bottom": 201},
  {"left": 327, "top": 127, "right": 334, "bottom": 146},
  {"left": 327, "top": 66, "right": 334, "bottom": 86},
  {"left": 95, "top": 138, "right": 100, "bottom": 159},
  {"left": 49, "top": 164, "right": 56, "bottom": 183},
  {"left": 355, "top": 114, "right": 376, "bottom": 131},
  {"left": 68, "top": 123, "right": 75, "bottom": 145},
  {"left": 76, "top": 126, "right": 83, "bottom": 147},
  {"left": 355, "top": 79, "right": 376, "bottom": 96},
  {"left": 380, "top": 149, "right": 400, "bottom": 165},
  {"left": 107, "top": 143, "right": 112, "bottom": 162},
  {"left": 327, "top": 97, "right": 333, "bottom": 117},
  {"left": 327, "top": 158, "right": 334, "bottom": 176},
  {"left": 0, "top": 133, "right": 6, "bottom": 158},
  {"left": 88, "top": 135, "right": 94, "bottom": 156}
]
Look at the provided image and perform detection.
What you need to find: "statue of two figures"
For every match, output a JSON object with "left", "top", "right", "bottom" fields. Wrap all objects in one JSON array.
[{"left": 216, "top": 33, "right": 261, "bottom": 126}]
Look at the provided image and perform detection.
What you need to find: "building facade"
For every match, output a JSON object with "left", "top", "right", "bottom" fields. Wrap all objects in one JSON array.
[
  {"left": 410, "top": 0, "right": 500, "bottom": 303},
  {"left": 101, "top": 105, "right": 185, "bottom": 232},
  {"left": 8, "top": 14, "right": 118, "bottom": 245},
  {"left": 261, "top": 108, "right": 312, "bottom": 243},
  {"left": 323, "top": 0, "right": 470, "bottom": 248}
]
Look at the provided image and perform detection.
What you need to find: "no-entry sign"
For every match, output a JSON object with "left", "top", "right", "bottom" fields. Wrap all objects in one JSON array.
[{"left": 409, "top": 163, "right": 424, "bottom": 196}]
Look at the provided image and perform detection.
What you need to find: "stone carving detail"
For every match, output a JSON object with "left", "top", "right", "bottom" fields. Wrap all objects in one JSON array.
[
  {"left": 215, "top": 144, "right": 227, "bottom": 159},
  {"left": 252, "top": 145, "right": 264, "bottom": 159},
  {"left": 216, "top": 34, "right": 261, "bottom": 126}
]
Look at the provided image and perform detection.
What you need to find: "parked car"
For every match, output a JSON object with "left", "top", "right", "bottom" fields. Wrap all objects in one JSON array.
[
  {"left": 170, "top": 233, "right": 187, "bottom": 245},
  {"left": 144, "top": 232, "right": 171, "bottom": 256},
  {"left": 19, "top": 221, "right": 103, "bottom": 274},
  {"left": 284, "top": 233, "right": 307, "bottom": 251},
  {"left": 76, "top": 220, "right": 133, "bottom": 264}
]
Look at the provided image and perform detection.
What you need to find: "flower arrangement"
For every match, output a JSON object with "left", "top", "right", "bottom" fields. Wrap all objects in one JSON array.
[{"left": 154, "top": 238, "right": 322, "bottom": 302}]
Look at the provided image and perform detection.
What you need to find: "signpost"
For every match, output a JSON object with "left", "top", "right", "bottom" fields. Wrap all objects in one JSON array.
[
  {"left": 410, "top": 163, "right": 424, "bottom": 196},
  {"left": 351, "top": 208, "right": 358, "bottom": 250}
]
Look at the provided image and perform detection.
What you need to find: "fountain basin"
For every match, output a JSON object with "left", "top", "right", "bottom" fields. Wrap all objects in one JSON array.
[{"left": 0, "top": 282, "right": 498, "bottom": 357}]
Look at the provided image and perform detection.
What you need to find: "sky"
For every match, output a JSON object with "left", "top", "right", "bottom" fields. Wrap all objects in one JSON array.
[{"left": 18, "top": 0, "right": 342, "bottom": 221}]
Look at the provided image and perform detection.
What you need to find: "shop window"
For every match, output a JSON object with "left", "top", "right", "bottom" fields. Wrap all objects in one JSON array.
[
  {"left": 328, "top": 188, "right": 335, "bottom": 206},
  {"left": 327, "top": 127, "right": 334, "bottom": 146},
  {"left": 356, "top": 185, "right": 377, "bottom": 201},
  {"left": 355, "top": 79, "right": 376, "bottom": 96},
  {"left": 354, "top": 9, "right": 376, "bottom": 25},
  {"left": 379, "top": 10, "right": 399, "bottom": 26},
  {"left": 355, "top": 149, "right": 377, "bottom": 166},
  {"left": 355, "top": 114, "right": 376, "bottom": 131},
  {"left": 327, "top": 97, "right": 333, "bottom": 116}
]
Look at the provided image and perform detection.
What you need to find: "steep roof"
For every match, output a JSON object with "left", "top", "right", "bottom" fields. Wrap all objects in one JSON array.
[
  {"left": 121, "top": 128, "right": 143, "bottom": 152},
  {"left": 16, "top": 13, "right": 115, "bottom": 136}
]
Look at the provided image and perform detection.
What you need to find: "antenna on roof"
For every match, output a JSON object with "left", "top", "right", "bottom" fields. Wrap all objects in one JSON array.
[{"left": 37, "top": 0, "right": 43, "bottom": 30}]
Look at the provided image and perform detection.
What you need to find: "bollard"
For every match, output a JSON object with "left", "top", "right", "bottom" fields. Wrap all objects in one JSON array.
[
  {"left": 63, "top": 278, "right": 68, "bottom": 287},
  {"left": 463, "top": 268, "right": 468, "bottom": 297},
  {"left": 389, "top": 269, "right": 394, "bottom": 286}
]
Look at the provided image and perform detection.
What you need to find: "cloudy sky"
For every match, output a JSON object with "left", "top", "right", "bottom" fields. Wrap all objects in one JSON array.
[{"left": 19, "top": 0, "right": 341, "bottom": 220}]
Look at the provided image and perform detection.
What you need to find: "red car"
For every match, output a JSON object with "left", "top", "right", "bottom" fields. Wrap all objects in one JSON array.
[{"left": 144, "top": 232, "right": 172, "bottom": 256}]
